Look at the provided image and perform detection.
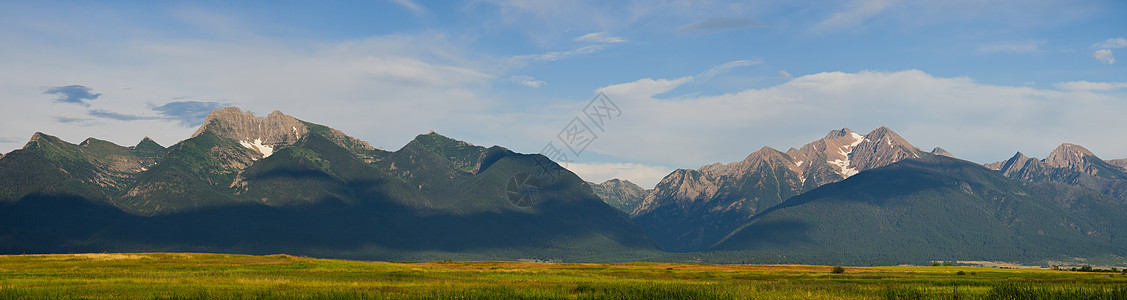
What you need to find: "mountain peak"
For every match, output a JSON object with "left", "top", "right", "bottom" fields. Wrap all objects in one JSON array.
[
  {"left": 1110, "top": 158, "right": 1127, "bottom": 171},
  {"left": 134, "top": 136, "right": 165, "bottom": 151},
  {"left": 998, "top": 151, "right": 1037, "bottom": 177},
  {"left": 699, "top": 146, "right": 787, "bottom": 176},
  {"left": 824, "top": 128, "right": 855, "bottom": 139},
  {"left": 409, "top": 131, "right": 477, "bottom": 150},
  {"left": 1045, "top": 143, "right": 1096, "bottom": 169},
  {"left": 863, "top": 126, "right": 904, "bottom": 141},
  {"left": 191, "top": 107, "right": 308, "bottom": 158},
  {"left": 930, "top": 147, "right": 955, "bottom": 158},
  {"left": 839, "top": 126, "right": 921, "bottom": 175},
  {"left": 600, "top": 178, "right": 628, "bottom": 185},
  {"left": 23, "top": 132, "right": 59, "bottom": 150}
]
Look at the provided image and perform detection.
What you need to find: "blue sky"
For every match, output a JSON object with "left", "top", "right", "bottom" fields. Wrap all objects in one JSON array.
[{"left": 1, "top": 0, "right": 1125, "bottom": 187}]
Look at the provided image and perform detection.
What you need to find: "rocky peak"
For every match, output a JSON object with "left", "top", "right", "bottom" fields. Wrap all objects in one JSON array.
[
  {"left": 787, "top": 128, "right": 865, "bottom": 176},
  {"left": 591, "top": 178, "right": 650, "bottom": 214},
  {"left": 192, "top": 107, "right": 308, "bottom": 158},
  {"left": 1110, "top": 158, "right": 1127, "bottom": 171},
  {"left": 1044, "top": 143, "right": 1096, "bottom": 170},
  {"left": 847, "top": 126, "right": 921, "bottom": 173},
  {"left": 824, "top": 128, "right": 856, "bottom": 140},
  {"left": 22, "top": 132, "right": 58, "bottom": 150},
  {"left": 783, "top": 126, "right": 923, "bottom": 179},
  {"left": 701, "top": 146, "right": 788, "bottom": 177},
  {"left": 634, "top": 168, "right": 716, "bottom": 215},
  {"left": 931, "top": 147, "right": 955, "bottom": 158},
  {"left": 134, "top": 137, "right": 164, "bottom": 150},
  {"left": 984, "top": 160, "right": 1006, "bottom": 171},
  {"left": 998, "top": 152, "right": 1038, "bottom": 177}
]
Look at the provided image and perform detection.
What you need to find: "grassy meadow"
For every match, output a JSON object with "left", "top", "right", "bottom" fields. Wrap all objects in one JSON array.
[{"left": 0, "top": 253, "right": 1125, "bottom": 299}]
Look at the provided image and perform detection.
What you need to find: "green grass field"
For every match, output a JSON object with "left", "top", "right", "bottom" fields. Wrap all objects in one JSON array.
[{"left": 1, "top": 253, "right": 1125, "bottom": 299}]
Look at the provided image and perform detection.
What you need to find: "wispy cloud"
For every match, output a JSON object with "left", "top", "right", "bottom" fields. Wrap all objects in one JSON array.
[
  {"left": 698, "top": 60, "right": 762, "bottom": 80},
  {"left": 152, "top": 101, "right": 228, "bottom": 127},
  {"left": 388, "top": 0, "right": 429, "bottom": 16},
  {"left": 54, "top": 115, "right": 96, "bottom": 124},
  {"left": 1093, "top": 49, "right": 1115, "bottom": 64},
  {"left": 509, "top": 75, "right": 547, "bottom": 88},
  {"left": 674, "top": 17, "right": 769, "bottom": 33},
  {"left": 1054, "top": 81, "right": 1127, "bottom": 91},
  {"left": 777, "top": 70, "right": 793, "bottom": 79},
  {"left": 813, "top": 0, "right": 894, "bottom": 33},
  {"left": 589, "top": 69, "right": 1127, "bottom": 169},
  {"left": 43, "top": 85, "right": 101, "bottom": 105},
  {"left": 565, "top": 162, "right": 673, "bottom": 188},
  {"left": 88, "top": 109, "right": 160, "bottom": 121},
  {"left": 1092, "top": 37, "right": 1127, "bottom": 49},
  {"left": 516, "top": 45, "right": 607, "bottom": 62},
  {"left": 574, "top": 32, "right": 625, "bottom": 43}
]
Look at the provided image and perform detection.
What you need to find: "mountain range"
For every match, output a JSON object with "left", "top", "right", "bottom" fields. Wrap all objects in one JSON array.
[
  {"left": 593, "top": 128, "right": 1127, "bottom": 265},
  {"left": 0, "top": 107, "right": 655, "bottom": 262},
  {"left": 3, "top": 107, "right": 1127, "bottom": 266}
]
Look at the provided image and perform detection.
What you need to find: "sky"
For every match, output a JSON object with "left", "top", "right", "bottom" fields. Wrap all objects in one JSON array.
[{"left": 1, "top": 0, "right": 1125, "bottom": 188}]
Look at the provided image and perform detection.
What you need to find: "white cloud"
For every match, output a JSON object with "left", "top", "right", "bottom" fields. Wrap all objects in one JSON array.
[
  {"left": 565, "top": 162, "right": 672, "bottom": 188},
  {"left": 597, "top": 76, "right": 693, "bottom": 99},
  {"left": 509, "top": 75, "right": 547, "bottom": 88},
  {"left": 389, "top": 0, "right": 429, "bottom": 16},
  {"left": 698, "top": 60, "right": 761, "bottom": 80},
  {"left": 1092, "top": 37, "right": 1127, "bottom": 49},
  {"left": 813, "top": 0, "right": 895, "bottom": 32},
  {"left": 574, "top": 69, "right": 1127, "bottom": 171},
  {"left": 777, "top": 70, "right": 793, "bottom": 79},
  {"left": 0, "top": 28, "right": 502, "bottom": 154},
  {"left": 978, "top": 41, "right": 1042, "bottom": 54},
  {"left": 574, "top": 32, "right": 625, "bottom": 43},
  {"left": 1094, "top": 49, "right": 1115, "bottom": 64},
  {"left": 1054, "top": 81, "right": 1127, "bottom": 92},
  {"left": 515, "top": 45, "right": 607, "bottom": 62}
]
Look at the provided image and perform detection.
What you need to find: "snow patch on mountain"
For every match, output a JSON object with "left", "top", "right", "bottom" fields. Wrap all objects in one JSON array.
[
  {"left": 239, "top": 139, "right": 274, "bottom": 158},
  {"left": 826, "top": 132, "right": 865, "bottom": 177}
]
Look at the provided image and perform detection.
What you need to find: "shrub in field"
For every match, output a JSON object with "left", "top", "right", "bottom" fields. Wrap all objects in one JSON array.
[{"left": 831, "top": 266, "right": 846, "bottom": 274}]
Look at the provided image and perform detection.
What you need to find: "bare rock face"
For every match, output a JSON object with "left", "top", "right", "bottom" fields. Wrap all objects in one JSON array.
[
  {"left": 1111, "top": 159, "right": 1127, "bottom": 171},
  {"left": 931, "top": 147, "right": 955, "bottom": 158},
  {"left": 590, "top": 179, "right": 649, "bottom": 213},
  {"left": 1045, "top": 143, "right": 1098, "bottom": 175},
  {"left": 637, "top": 126, "right": 930, "bottom": 218},
  {"left": 192, "top": 107, "right": 308, "bottom": 158},
  {"left": 786, "top": 126, "right": 923, "bottom": 181},
  {"left": 848, "top": 126, "right": 922, "bottom": 173},
  {"left": 635, "top": 169, "right": 717, "bottom": 216},
  {"left": 983, "top": 161, "right": 1005, "bottom": 171},
  {"left": 997, "top": 152, "right": 1040, "bottom": 178},
  {"left": 632, "top": 126, "right": 932, "bottom": 251},
  {"left": 787, "top": 128, "right": 866, "bottom": 179},
  {"left": 994, "top": 144, "right": 1127, "bottom": 186}
]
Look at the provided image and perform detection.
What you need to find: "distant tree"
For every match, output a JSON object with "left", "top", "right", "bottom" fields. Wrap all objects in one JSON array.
[
  {"left": 943, "top": 262, "right": 953, "bottom": 267},
  {"left": 956, "top": 271, "right": 966, "bottom": 275},
  {"left": 831, "top": 266, "right": 845, "bottom": 274},
  {"left": 932, "top": 263, "right": 941, "bottom": 267}
]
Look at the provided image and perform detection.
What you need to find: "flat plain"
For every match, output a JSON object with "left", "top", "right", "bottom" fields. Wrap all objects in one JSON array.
[{"left": 1, "top": 253, "right": 1125, "bottom": 299}]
